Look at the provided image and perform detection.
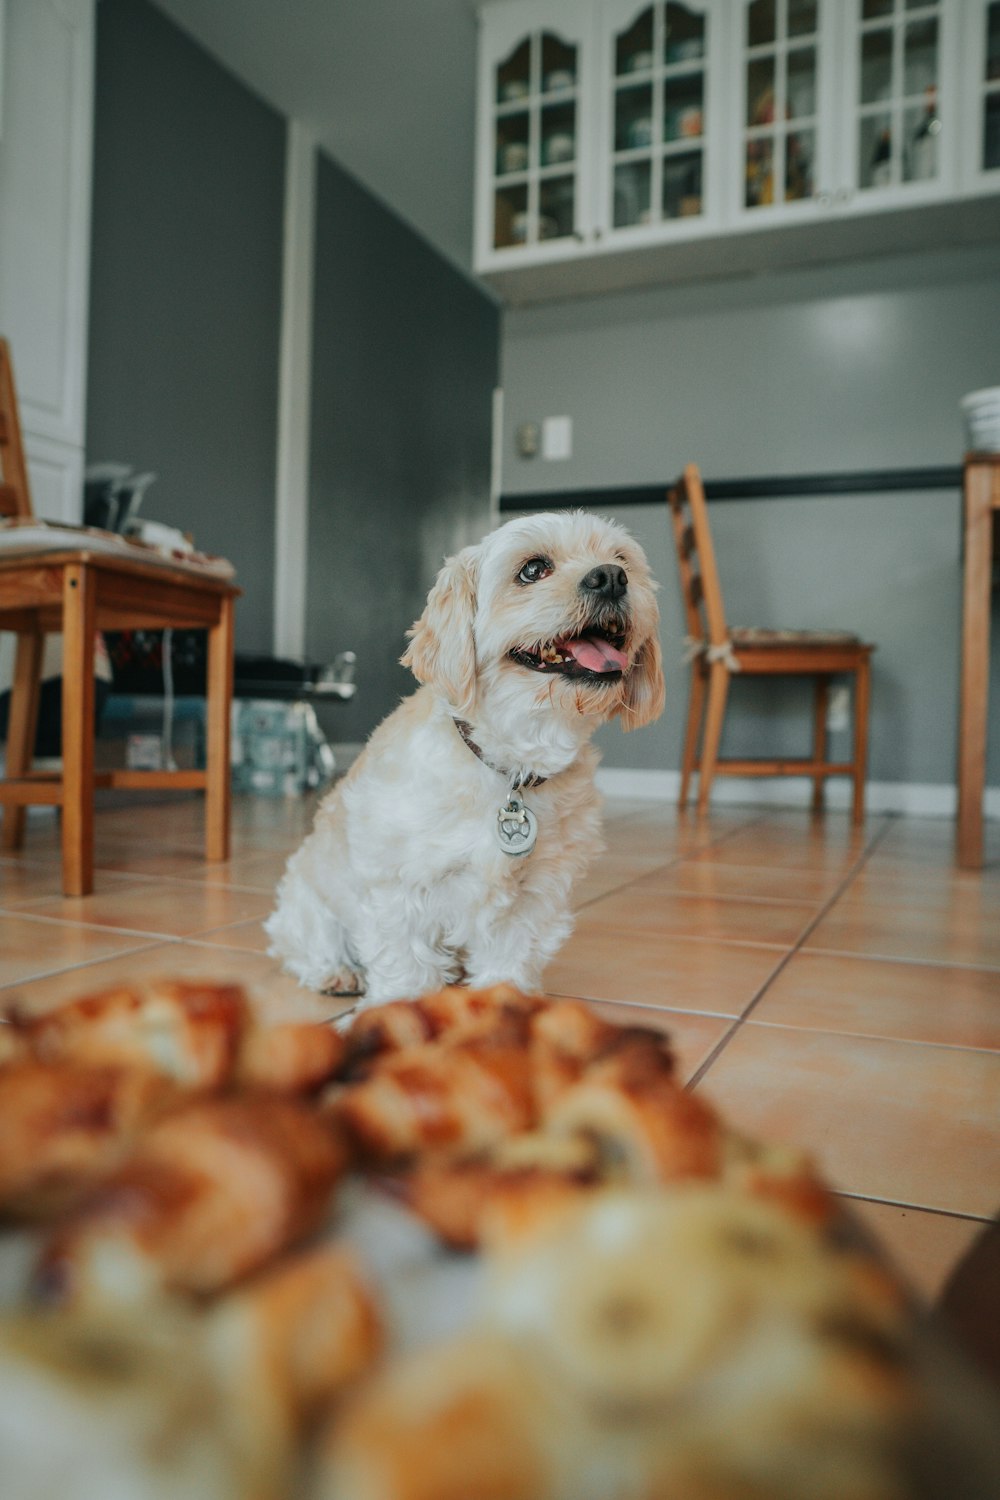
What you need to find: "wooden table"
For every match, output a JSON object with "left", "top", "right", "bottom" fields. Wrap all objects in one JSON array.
[
  {"left": 956, "top": 453, "right": 1000, "bottom": 868},
  {"left": 0, "top": 546, "right": 239, "bottom": 896}
]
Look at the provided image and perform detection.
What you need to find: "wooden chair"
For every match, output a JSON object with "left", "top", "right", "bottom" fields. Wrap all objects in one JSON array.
[
  {"left": 0, "top": 337, "right": 239, "bottom": 894},
  {"left": 668, "top": 463, "right": 874, "bottom": 823}
]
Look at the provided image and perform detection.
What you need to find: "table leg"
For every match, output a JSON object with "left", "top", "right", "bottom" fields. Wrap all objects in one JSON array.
[
  {"left": 956, "top": 465, "right": 994, "bottom": 869},
  {"left": 1, "top": 628, "right": 44, "bottom": 851},
  {"left": 61, "top": 564, "right": 96, "bottom": 896},
  {"left": 205, "top": 593, "right": 234, "bottom": 862}
]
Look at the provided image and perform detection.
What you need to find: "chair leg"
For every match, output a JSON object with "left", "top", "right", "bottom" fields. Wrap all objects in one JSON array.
[
  {"left": 205, "top": 593, "right": 235, "bottom": 862},
  {"left": 696, "top": 663, "right": 729, "bottom": 816},
  {"left": 61, "top": 564, "right": 96, "bottom": 896},
  {"left": 851, "top": 657, "right": 871, "bottom": 826},
  {"left": 811, "top": 676, "right": 829, "bottom": 814},
  {"left": 1, "top": 629, "right": 44, "bottom": 851},
  {"left": 678, "top": 667, "right": 706, "bottom": 809}
]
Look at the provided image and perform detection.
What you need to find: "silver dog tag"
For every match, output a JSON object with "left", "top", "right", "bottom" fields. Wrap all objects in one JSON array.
[{"left": 495, "top": 795, "right": 538, "bottom": 857}]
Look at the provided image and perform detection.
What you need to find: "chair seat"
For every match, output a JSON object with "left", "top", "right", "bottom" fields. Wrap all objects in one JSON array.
[{"left": 729, "top": 626, "right": 864, "bottom": 650}]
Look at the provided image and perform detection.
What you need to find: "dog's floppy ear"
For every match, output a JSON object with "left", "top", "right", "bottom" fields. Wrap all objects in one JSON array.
[
  {"left": 401, "top": 545, "right": 480, "bottom": 714},
  {"left": 619, "top": 630, "right": 665, "bottom": 732}
]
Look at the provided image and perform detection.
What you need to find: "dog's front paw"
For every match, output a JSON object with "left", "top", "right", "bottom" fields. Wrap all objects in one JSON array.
[{"left": 320, "top": 967, "right": 365, "bottom": 998}]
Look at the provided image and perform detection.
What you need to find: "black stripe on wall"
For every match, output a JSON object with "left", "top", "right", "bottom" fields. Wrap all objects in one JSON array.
[{"left": 499, "top": 466, "right": 962, "bottom": 512}]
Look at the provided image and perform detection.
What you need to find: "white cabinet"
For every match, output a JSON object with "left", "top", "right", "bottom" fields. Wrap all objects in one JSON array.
[
  {"left": 474, "top": 0, "right": 1000, "bottom": 298},
  {"left": 963, "top": 0, "right": 1000, "bottom": 191},
  {"left": 839, "top": 0, "right": 960, "bottom": 208},
  {"left": 475, "top": 0, "right": 595, "bottom": 265},
  {"left": 0, "top": 0, "right": 94, "bottom": 524},
  {"left": 729, "top": 0, "right": 842, "bottom": 225},
  {"left": 596, "top": 1, "right": 726, "bottom": 244}
]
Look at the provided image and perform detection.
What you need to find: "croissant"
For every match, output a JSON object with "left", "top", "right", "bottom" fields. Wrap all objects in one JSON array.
[
  {"left": 235, "top": 1021, "right": 345, "bottom": 1095},
  {"left": 0, "top": 1061, "right": 178, "bottom": 1219},
  {"left": 544, "top": 1045, "right": 719, "bottom": 1185},
  {"left": 35, "top": 1096, "right": 348, "bottom": 1303},
  {"left": 206, "top": 1244, "right": 383, "bottom": 1420},
  {"left": 401, "top": 1133, "right": 601, "bottom": 1251},
  {"left": 344, "top": 983, "right": 540, "bottom": 1073},
  {"left": 3, "top": 980, "right": 248, "bottom": 1090},
  {"left": 317, "top": 1333, "right": 561, "bottom": 1500},
  {"left": 327, "top": 1030, "right": 536, "bottom": 1163}
]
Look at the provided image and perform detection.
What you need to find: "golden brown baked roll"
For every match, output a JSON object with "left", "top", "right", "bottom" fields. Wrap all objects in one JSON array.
[
  {"left": 0, "top": 1062, "right": 177, "bottom": 1219},
  {"left": 544, "top": 1057, "right": 721, "bottom": 1185},
  {"left": 4, "top": 980, "right": 248, "bottom": 1090},
  {"left": 401, "top": 1132, "right": 601, "bottom": 1251},
  {"left": 326, "top": 1031, "right": 535, "bottom": 1163},
  {"left": 343, "top": 983, "right": 541, "bottom": 1074},
  {"left": 235, "top": 1020, "right": 346, "bottom": 1095},
  {"left": 206, "top": 1245, "right": 383, "bottom": 1420},
  {"left": 316, "top": 1334, "right": 560, "bottom": 1500},
  {"left": 35, "top": 1096, "right": 348, "bottom": 1304}
]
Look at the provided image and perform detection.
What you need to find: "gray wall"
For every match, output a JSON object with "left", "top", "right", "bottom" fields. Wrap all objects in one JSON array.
[
  {"left": 307, "top": 153, "right": 500, "bottom": 743},
  {"left": 87, "top": 0, "right": 285, "bottom": 654},
  {"left": 501, "top": 245, "right": 1000, "bottom": 787}
]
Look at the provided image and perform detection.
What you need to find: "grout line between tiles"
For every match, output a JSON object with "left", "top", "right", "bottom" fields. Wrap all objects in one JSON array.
[
  {"left": 833, "top": 1189, "right": 995, "bottom": 1226},
  {"left": 574, "top": 812, "right": 771, "bottom": 916},
  {"left": 0, "top": 941, "right": 169, "bottom": 998},
  {"left": 802, "top": 943, "right": 1000, "bottom": 975},
  {"left": 744, "top": 1017, "right": 1000, "bottom": 1057},
  {"left": 0, "top": 909, "right": 192, "bottom": 941},
  {"left": 684, "top": 816, "right": 896, "bottom": 1091}
]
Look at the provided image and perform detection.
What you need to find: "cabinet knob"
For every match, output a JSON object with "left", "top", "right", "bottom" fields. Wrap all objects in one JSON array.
[{"left": 814, "top": 190, "right": 834, "bottom": 209}]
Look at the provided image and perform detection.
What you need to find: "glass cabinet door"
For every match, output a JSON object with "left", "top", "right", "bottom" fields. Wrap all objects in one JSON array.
[
  {"left": 487, "top": 19, "right": 587, "bottom": 254},
  {"left": 972, "top": 0, "right": 1000, "bottom": 181},
  {"left": 601, "top": 1, "right": 719, "bottom": 236},
  {"left": 849, "top": 0, "right": 950, "bottom": 196},
  {"left": 735, "top": 0, "right": 837, "bottom": 217}
]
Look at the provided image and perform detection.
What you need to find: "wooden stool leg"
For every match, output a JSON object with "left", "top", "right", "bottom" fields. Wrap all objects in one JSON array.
[
  {"left": 678, "top": 667, "right": 706, "bottom": 809},
  {"left": 205, "top": 594, "right": 234, "bottom": 862},
  {"left": 957, "top": 463, "right": 993, "bottom": 868},
  {"left": 61, "top": 564, "right": 96, "bottom": 896},
  {"left": 851, "top": 658, "right": 871, "bottom": 827},
  {"left": 696, "top": 663, "right": 729, "bottom": 817},
  {"left": 1, "top": 629, "right": 44, "bottom": 850},
  {"left": 811, "top": 675, "right": 829, "bottom": 814}
]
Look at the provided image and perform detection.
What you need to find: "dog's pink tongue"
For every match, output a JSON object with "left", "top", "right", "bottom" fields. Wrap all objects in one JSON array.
[{"left": 564, "top": 634, "right": 628, "bottom": 674}]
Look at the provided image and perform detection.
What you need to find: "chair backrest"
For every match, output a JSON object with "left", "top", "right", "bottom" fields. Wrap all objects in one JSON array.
[
  {"left": 0, "top": 338, "right": 35, "bottom": 521},
  {"left": 667, "top": 462, "right": 727, "bottom": 650}
]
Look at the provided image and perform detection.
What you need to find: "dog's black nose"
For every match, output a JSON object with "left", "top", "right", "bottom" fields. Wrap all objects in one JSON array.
[{"left": 580, "top": 564, "right": 628, "bottom": 600}]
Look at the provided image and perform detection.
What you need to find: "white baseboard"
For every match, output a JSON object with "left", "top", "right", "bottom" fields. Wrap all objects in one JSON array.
[{"left": 595, "top": 767, "right": 1000, "bottom": 821}]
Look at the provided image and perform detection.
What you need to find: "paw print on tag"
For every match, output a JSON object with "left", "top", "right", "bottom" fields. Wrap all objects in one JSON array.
[{"left": 494, "top": 799, "right": 538, "bottom": 857}]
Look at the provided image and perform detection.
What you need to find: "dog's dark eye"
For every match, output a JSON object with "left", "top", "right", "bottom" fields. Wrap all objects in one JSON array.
[{"left": 518, "top": 556, "right": 553, "bottom": 585}]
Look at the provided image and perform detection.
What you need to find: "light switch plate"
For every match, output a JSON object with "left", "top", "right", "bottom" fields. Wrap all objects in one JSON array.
[{"left": 542, "top": 415, "right": 572, "bottom": 461}]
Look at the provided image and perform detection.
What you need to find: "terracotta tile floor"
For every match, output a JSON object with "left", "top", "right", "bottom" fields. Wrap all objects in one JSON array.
[{"left": 2, "top": 792, "right": 998, "bottom": 1302}]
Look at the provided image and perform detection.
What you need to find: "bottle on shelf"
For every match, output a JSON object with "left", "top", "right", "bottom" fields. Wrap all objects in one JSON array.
[
  {"left": 908, "top": 87, "right": 941, "bottom": 181},
  {"left": 870, "top": 126, "right": 892, "bottom": 187}
]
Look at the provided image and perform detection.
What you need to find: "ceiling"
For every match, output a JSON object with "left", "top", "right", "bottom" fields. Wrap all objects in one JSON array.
[{"left": 152, "top": 0, "right": 481, "bottom": 273}]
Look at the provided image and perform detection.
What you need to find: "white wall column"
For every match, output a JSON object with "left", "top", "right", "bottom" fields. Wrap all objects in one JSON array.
[{"left": 273, "top": 119, "right": 316, "bottom": 660}]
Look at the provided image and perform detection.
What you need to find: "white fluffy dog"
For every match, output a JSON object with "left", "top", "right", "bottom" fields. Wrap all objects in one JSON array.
[{"left": 265, "top": 510, "right": 664, "bottom": 1006}]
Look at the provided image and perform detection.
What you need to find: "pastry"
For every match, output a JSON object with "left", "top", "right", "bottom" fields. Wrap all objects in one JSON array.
[{"left": 35, "top": 1096, "right": 348, "bottom": 1303}]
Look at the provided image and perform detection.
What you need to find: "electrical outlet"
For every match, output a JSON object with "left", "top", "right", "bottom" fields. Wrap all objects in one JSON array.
[
  {"left": 542, "top": 415, "right": 572, "bottom": 460},
  {"left": 827, "top": 684, "right": 850, "bottom": 732}
]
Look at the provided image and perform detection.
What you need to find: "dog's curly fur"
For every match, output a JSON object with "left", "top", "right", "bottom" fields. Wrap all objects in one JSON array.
[{"left": 265, "top": 512, "right": 664, "bottom": 1005}]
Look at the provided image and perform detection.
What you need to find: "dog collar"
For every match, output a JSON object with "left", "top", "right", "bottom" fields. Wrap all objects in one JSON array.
[{"left": 452, "top": 718, "right": 548, "bottom": 790}]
